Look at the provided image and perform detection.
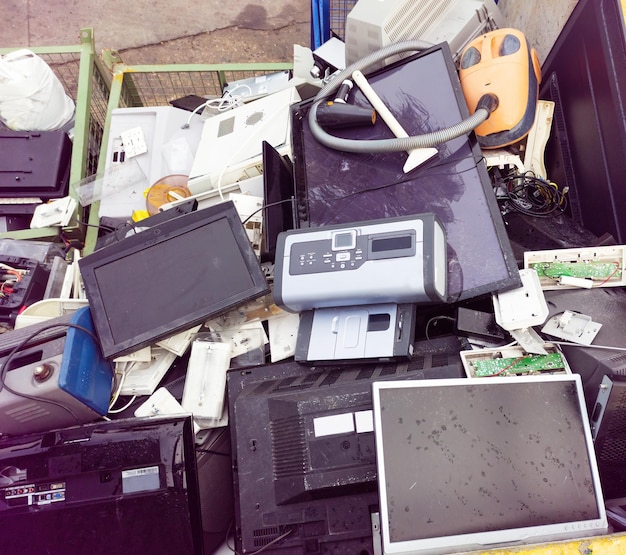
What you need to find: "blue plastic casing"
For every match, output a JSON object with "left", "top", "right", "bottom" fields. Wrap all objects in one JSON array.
[{"left": 58, "top": 307, "right": 114, "bottom": 415}]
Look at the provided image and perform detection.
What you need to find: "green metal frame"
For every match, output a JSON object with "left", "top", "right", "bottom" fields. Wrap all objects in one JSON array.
[
  {"left": 0, "top": 28, "right": 112, "bottom": 241},
  {"left": 83, "top": 57, "right": 293, "bottom": 254}
]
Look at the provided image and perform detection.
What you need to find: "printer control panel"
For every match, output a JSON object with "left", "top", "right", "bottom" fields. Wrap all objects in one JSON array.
[{"left": 288, "top": 229, "right": 416, "bottom": 275}]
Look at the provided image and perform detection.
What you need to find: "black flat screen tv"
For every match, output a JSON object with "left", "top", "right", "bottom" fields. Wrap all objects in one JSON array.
[
  {"left": 79, "top": 201, "right": 269, "bottom": 359},
  {"left": 0, "top": 415, "right": 204, "bottom": 555}
]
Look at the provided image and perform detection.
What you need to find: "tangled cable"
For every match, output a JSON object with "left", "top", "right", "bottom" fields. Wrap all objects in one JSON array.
[{"left": 496, "top": 171, "right": 568, "bottom": 218}]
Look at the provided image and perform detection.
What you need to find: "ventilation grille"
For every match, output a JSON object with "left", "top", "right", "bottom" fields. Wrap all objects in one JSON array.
[
  {"left": 266, "top": 355, "right": 451, "bottom": 394},
  {"left": 253, "top": 526, "right": 281, "bottom": 548},
  {"left": 356, "top": 368, "right": 375, "bottom": 380},
  {"left": 548, "top": 74, "right": 581, "bottom": 222},
  {"left": 6, "top": 401, "right": 50, "bottom": 423},
  {"left": 271, "top": 416, "right": 307, "bottom": 478},
  {"left": 432, "top": 353, "right": 452, "bottom": 368},
  {"left": 411, "top": 356, "right": 426, "bottom": 370},
  {"left": 385, "top": 0, "right": 450, "bottom": 43},
  {"left": 598, "top": 388, "right": 626, "bottom": 464},
  {"left": 379, "top": 366, "right": 398, "bottom": 377},
  {"left": 600, "top": 436, "right": 626, "bottom": 464},
  {"left": 606, "top": 390, "right": 626, "bottom": 436},
  {"left": 320, "top": 370, "right": 341, "bottom": 386},
  {"left": 608, "top": 353, "right": 626, "bottom": 375}
]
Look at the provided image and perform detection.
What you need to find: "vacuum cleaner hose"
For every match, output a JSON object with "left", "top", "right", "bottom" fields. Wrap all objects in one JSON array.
[{"left": 308, "top": 40, "right": 493, "bottom": 153}]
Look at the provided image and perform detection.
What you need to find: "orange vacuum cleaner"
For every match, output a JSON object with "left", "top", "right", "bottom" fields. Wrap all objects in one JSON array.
[{"left": 459, "top": 28, "right": 541, "bottom": 149}]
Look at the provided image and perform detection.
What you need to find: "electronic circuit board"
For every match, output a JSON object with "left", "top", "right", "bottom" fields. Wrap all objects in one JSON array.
[
  {"left": 530, "top": 261, "right": 621, "bottom": 281},
  {"left": 473, "top": 352, "right": 566, "bottom": 377}
]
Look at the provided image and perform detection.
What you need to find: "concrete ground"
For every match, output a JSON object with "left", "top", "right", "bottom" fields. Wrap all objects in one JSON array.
[
  {"left": 0, "top": 0, "right": 578, "bottom": 67},
  {"left": 1, "top": 0, "right": 311, "bottom": 64}
]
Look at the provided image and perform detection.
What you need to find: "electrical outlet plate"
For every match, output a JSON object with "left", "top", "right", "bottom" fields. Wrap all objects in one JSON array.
[
  {"left": 542, "top": 310, "right": 602, "bottom": 346},
  {"left": 524, "top": 245, "right": 626, "bottom": 290},
  {"left": 492, "top": 269, "right": 549, "bottom": 330},
  {"left": 120, "top": 126, "right": 148, "bottom": 158}
]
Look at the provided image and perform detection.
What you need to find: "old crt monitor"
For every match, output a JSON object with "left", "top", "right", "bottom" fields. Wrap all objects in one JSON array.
[
  {"left": 79, "top": 200, "right": 269, "bottom": 359},
  {"left": 0, "top": 415, "right": 203, "bottom": 554},
  {"left": 227, "top": 350, "right": 465, "bottom": 554},
  {"left": 372, "top": 375, "right": 608, "bottom": 555},
  {"left": 345, "top": 0, "right": 504, "bottom": 67}
]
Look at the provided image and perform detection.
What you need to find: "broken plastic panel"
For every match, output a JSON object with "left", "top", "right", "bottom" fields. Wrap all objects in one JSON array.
[
  {"left": 525, "top": 245, "right": 626, "bottom": 290},
  {"left": 492, "top": 268, "right": 549, "bottom": 330},
  {"left": 181, "top": 334, "right": 232, "bottom": 428},
  {"left": 542, "top": 310, "right": 602, "bottom": 346},
  {"left": 73, "top": 157, "right": 148, "bottom": 207}
]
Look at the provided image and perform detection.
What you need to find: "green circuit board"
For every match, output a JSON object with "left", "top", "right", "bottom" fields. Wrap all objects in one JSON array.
[
  {"left": 473, "top": 352, "right": 566, "bottom": 377},
  {"left": 530, "top": 261, "right": 621, "bottom": 281}
]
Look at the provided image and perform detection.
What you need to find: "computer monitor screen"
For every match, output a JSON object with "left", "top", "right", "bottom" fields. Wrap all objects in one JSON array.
[
  {"left": 79, "top": 201, "right": 269, "bottom": 359},
  {"left": 291, "top": 44, "right": 520, "bottom": 301},
  {"left": 372, "top": 375, "right": 608, "bottom": 554},
  {"left": 0, "top": 415, "right": 203, "bottom": 554},
  {"left": 261, "top": 140, "right": 295, "bottom": 263}
]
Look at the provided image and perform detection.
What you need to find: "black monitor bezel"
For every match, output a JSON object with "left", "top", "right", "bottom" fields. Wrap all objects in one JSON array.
[
  {"left": 79, "top": 201, "right": 269, "bottom": 359},
  {"left": 290, "top": 42, "right": 521, "bottom": 301}
]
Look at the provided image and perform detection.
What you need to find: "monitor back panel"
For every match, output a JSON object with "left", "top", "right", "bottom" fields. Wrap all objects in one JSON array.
[{"left": 227, "top": 352, "right": 465, "bottom": 554}]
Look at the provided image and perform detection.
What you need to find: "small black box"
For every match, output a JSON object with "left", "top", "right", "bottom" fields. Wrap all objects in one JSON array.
[{"left": 0, "top": 129, "right": 72, "bottom": 199}]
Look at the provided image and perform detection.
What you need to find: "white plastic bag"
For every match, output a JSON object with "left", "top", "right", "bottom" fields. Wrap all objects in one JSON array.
[{"left": 0, "top": 49, "right": 75, "bottom": 131}]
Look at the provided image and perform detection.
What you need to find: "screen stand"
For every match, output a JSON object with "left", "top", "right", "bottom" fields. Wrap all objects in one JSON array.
[{"left": 371, "top": 512, "right": 383, "bottom": 555}]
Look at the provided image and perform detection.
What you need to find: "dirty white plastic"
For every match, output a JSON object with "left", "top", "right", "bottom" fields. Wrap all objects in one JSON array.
[
  {"left": 181, "top": 338, "right": 232, "bottom": 424},
  {"left": 524, "top": 100, "right": 555, "bottom": 180},
  {"left": 542, "top": 310, "right": 602, "bottom": 346},
  {"left": 524, "top": 245, "right": 626, "bottom": 290},
  {"left": 134, "top": 387, "right": 189, "bottom": 418},
  {"left": 492, "top": 269, "right": 549, "bottom": 330},
  {"left": 156, "top": 324, "right": 202, "bottom": 356},
  {"left": 30, "top": 197, "right": 76, "bottom": 229},
  {"left": 0, "top": 49, "right": 75, "bottom": 131},
  {"left": 119, "top": 348, "right": 178, "bottom": 396},
  {"left": 14, "top": 298, "right": 88, "bottom": 329}
]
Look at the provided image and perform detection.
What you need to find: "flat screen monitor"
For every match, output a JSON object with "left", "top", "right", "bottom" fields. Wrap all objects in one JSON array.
[
  {"left": 79, "top": 200, "right": 270, "bottom": 359},
  {"left": 291, "top": 43, "right": 520, "bottom": 301},
  {"left": 227, "top": 348, "right": 465, "bottom": 554},
  {"left": 372, "top": 375, "right": 608, "bottom": 555},
  {"left": 0, "top": 415, "right": 203, "bottom": 554},
  {"left": 261, "top": 140, "right": 296, "bottom": 263}
]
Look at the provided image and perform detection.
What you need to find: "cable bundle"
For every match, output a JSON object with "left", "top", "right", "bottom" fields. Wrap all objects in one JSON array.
[{"left": 498, "top": 171, "right": 568, "bottom": 217}]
